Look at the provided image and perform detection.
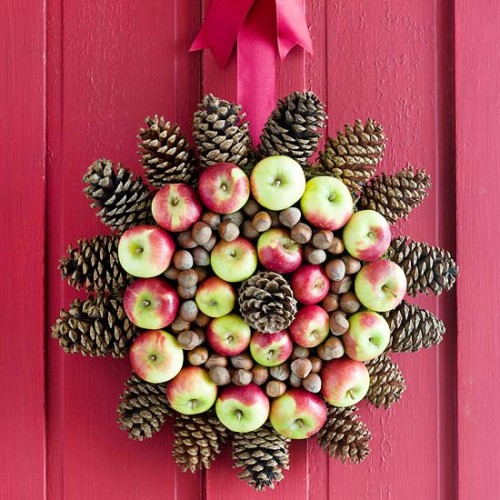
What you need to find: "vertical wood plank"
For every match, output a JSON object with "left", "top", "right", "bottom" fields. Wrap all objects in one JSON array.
[
  {"left": 45, "top": 0, "right": 203, "bottom": 498},
  {"left": 0, "top": 0, "right": 47, "bottom": 498},
  {"left": 324, "top": 1, "right": 457, "bottom": 498},
  {"left": 455, "top": 1, "right": 500, "bottom": 498}
]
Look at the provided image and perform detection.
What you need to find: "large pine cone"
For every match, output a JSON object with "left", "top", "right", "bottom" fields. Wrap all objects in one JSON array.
[
  {"left": 138, "top": 116, "right": 197, "bottom": 187},
  {"left": 358, "top": 166, "right": 431, "bottom": 223},
  {"left": 117, "top": 373, "right": 170, "bottom": 440},
  {"left": 366, "top": 354, "right": 406, "bottom": 409},
  {"left": 52, "top": 295, "right": 138, "bottom": 357},
  {"left": 172, "top": 410, "right": 229, "bottom": 472},
  {"left": 59, "top": 235, "right": 130, "bottom": 293},
  {"left": 83, "top": 159, "right": 153, "bottom": 232},
  {"left": 232, "top": 423, "right": 290, "bottom": 491},
  {"left": 238, "top": 272, "right": 297, "bottom": 333},
  {"left": 389, "top": 236, "right": 458, "bottom": 296},
  {"left": 259, "top": 91, "right": 326, "bottom": 166},
  {"left": 319, "top": 118, "right": 386, "bottom": 192},
  {"left": 383, "top": 301, "right": 445, "bottom": 352},
  {"left": 193, "top": 94, "right": 253, "bottom": 169},
  {"left": 317, "top": 405, "right": 371, "bottom": 463}
]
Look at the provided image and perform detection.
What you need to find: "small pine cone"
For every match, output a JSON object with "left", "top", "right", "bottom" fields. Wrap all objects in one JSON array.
[
  {"left": 319, "top": 118, "right": 386, "bottom": 192},
  {"left": 52, "top": 295, "right": 138, "bottom": 357},
  {"left": 317, "top": 405, "right": 371, "bottom": 463},
  {"left": 238, "top": 271, "right": 297, "bottom": 333},
  {"left": 117, "top": 373, "right": 170, "bottom": 440},
  {"left": 138, "top": 116, "right": 197, "bottom": 187},
  {"left": 172, "top": 410, "right": 229, "bottom": 472},
  {"left": 232, "top": 423, "right": 290, "bottom": 491},
  {"left": 193, "top": 94, "right": 253, "bottom": 169},
  {"left": 389, "top": 236, "right": 458, "bottom": 296},
  {"left": 259, "top": 91, "right": 326, "bottom": 166},
  {"left": 59, "top": 235, "right": 130, "bottom": 293},
  {"left": 382, "top": 300, "right": 446, "bottom": 352},
  {"left": 358, "top": 166, "right": 431, "bottom": 223},
  {"left": 83, "top": 159, "right": 153, "bottom": 232},
  {"left": 366, "top": 354, "right": 406, "bottom": 409}
]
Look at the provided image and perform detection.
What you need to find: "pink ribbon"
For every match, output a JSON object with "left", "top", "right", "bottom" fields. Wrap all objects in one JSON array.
[{"left": 190, "top": 0, "right": 313, "bottom": 144}]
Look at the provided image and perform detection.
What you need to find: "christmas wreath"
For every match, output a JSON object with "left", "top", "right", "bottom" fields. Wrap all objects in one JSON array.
[{"left": 52, "top": 91, "right": 457, "bottom": 491}]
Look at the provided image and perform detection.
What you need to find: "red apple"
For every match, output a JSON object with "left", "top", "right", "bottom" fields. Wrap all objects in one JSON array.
[
  {"left": 129, "top": 330, "right": 183, "bottom": 383},
  {"left": 207, "top": 314, "right": 252, "bottom": 356},
  {"left": 289, "top": 305, "right": 330, "bottom": 348},
  {"left": 343, "top": 210, "right": 391, "bottom": 261},
  {"left": 123, "top": 278, "right": 179, "bottom": 329},
  {"left": 215, "top": 384, "right": 270, "bottom": 433},
  {"left": 118, "top": 225, "right": 175, "bottom": 278},
  {"left": 152, "top": 183, "right": 202, "bottom": 232},
  {"left": 249, "top": 330, "right": 293, "bottom": 367},
  {"left": 321, "top": 357, "right": 370, "bottom": 407},
  {"left": 257, "top": 227, "right": 303, "bottom": 273},
  {"left": 198, "top": 163, "right": 250, "bottom": 214},
  {"left": 354, "top": 259, "right": 407, "bottom": 312},
  {"left": 195, "top": 276, "right": 236, "bottom": 318},
  {"left": 291, "top": 264, "right": 330, "bottom": 304},
  {"left": 166, "top": 366, "right": 218, "bottom": 415},
  {"left": 270, "top": 388, "right": 327, "bottom": 439},
  {"left": 210, "top": 237, "right": 258, "bottom": 282}
]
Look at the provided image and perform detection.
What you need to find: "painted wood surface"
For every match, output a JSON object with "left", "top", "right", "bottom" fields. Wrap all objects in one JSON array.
[{"left": 2, "top": 0, "right": 496, "bottom": 498}]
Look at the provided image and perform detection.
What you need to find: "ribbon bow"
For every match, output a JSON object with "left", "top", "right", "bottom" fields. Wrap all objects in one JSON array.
[{"left": 190, "top": 0, "right": 313, "bottom": 142}]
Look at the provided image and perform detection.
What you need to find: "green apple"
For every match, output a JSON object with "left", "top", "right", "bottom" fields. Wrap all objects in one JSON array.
[
  {"left": 250, "top": 155, "right": 306, "bottom": 211},
  {"left": 210, "top": 237, "right": 258, "bottom": 283},
  {"left": 343, "top": 210, "right": 391, "bottom": 261},
  {"left": 207, "top": 314, "right": 251, "bottom": 356},
  {"left": 300, "top": 176, "right": 353, "bottom": 230},
  {"left": 354, "top": 260, "right": 407, "bottom": 312},
  {"left": 270, "top": 388, "right": 327, "bottom": 439},
  {"left": 343, "top": 311, "right": 391, "bottom": 361},
  {"left": 215, "top": 384, "right": 270, "bottom": 433},
  {"left": 195, "top": 276, "right": 236, "bottom": 318},
  {"left": 166, "top": 366, "right": 218, "bottom": 415}
]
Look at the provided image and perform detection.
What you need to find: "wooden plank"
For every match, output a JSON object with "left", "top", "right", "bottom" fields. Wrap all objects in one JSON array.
[
  {"left": 325, "top": 1, "right": 457, "bottom": 498},
  {"left": 45, "top": 0, "right": 203, "bottom": 498},
  {"left": 455, "top": 1, "right": 500, "bottom": 498},
  {"left": 0, "top": 0, "right": 47, "bottom": 497}
]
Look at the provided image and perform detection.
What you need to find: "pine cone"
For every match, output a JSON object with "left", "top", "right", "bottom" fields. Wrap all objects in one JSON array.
[
  {"left": 172, "top": 410, "right": 229, "bottom": 472},
  {"left": 232, "top": 423, "right": 290, "bottom": 491},
  {"left": 366, "top": 354, "right": 406, "bottom": 409},
  {"left": 259, "top": 91, "right": 326, "bottom": 166},
  {"left": 52, "top": 295, "right": 138, "bottom": 357},
  {"left": 117, "top": 373, "right": 171, "bottom": 440},
  {"left": 319, "top": 118, "right": 386, "bottom": 192},
  {"left": 382, "top": 301, "right": 445, "bottom": 352},
  {"left": 83, "top": 159, "right": 153, "bottom": 232},
  {"left": 59, "top": 235, "right": 131, "bottom": 293},
  {"left": 358, "top": 166, "right": 431, "bottom": 223},
  {"left": 238, "top": 271, "right": 297, "bottom": 333},
  {"left": 138, "top": 116, "right": 197, "bottom": 187},
  {"left": 193, "top": 94, "right": 252, "bottom": 169},
  {"left": 389, "top": 236, "right": 458, "bottom": 296},
  {"left": 317, "top": 405, "right": 371, "bottom": 463}
]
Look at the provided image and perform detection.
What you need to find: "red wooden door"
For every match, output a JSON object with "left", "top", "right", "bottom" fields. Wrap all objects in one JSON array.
[{"left": 2, "top": 0, "right": 499, "bottom": 498}]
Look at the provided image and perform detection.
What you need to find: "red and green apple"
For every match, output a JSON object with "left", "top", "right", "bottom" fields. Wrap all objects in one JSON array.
[
  {"left": 289, "top": 305, "right": 330, "bottom": 348},
  {"left": 249, "top": 330, "right": 293, "bottom": 367},
  {"left": 195, "top": 276, "right": 236, "bottom": 318},
  {"left": 210, "top": 237, "right": 258, "bottom": 282},
  {"left": 291, "top": 264, "right": 330, "bottom": 304},
  {"left": 257, "top": 227, "right": 303, "bottom": 273},
  {"left": 207, "top": 314, "right": 252, "bottom": 356}
]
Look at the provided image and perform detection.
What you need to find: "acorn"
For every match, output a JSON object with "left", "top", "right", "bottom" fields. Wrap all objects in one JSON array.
[
  {"left": 192, "top": 247, "right": 210, "bottom": 266},
  {"left": 327, "top": 236, "right": 344, "bottom": 255},
  {"left": 309, "top": 356, "right": 323, "bottom": 373},
  {"left": 302, "top": 373, "right": 322, "bottom": 393},
  {"left": 164, "top": 267, "right": 179, "bottom": 280},
  {"left": 291, "top": 345, "right": 310, "bottom": 360},
  {"left": 304, "top": 246, "right": 327, "bottom": 265},
  {"left": 223, "top": 211, "right": 244, "bottom": 227},
  {"left": 242, "top": 199, "right": 260, "bottom": 217},
  {"left": 179, "top": 300, "right": 198, "bottom": 322},
  {"left": 342, "top": 255, "right": 362, "bottom": 274},
  {"left": 177, "top": 329, "right": 205, "bottom": 350},
  {"left": 279, "top": 207, "right": 301, "bottom": 228},
  {"left": 330, "top": 276, "right": 352, "bottom": 294},
  {"left": 339, "top": 291, "right": 361, "bottom": 314},
  {"left": 205, "top": 353, "right": 228, "bottom": 369},
  {"left": 312, "top": 230, "right": 334, "bottom": 250},
  {"left": 291, "top": 222, "right": 312, "bottom": 244},
  {"left": 289, "top": 372, "right": 302, "bottom": 388},
  {"left": 194, "top": 311, "right": 211, "bottom": 328},
  {"left": 252, "top": 211, "right": 272, "bottom": 232},
  {"left": 322, "top": 293, "right": 340, "bottom": 312},
  {"left": 209, "top": 365, "right": 231, "bottom": 385},
  {"left": 329, "top": 311, "right": 349, "bottom": 335},
  {"left": 242, "top": 220, "right": 260, "bottom": 239},
  {"left": 187, "top": 346, "right": 209, "bottom": 366},
  {"left": 191, "top": 221, "right": 212, "bottom": 245},
  {"left": 266, "top": 380, "right": 287, "bottom": 398},
  {"left": 173, "top": 250, "right": 194, "bottom": 270},
  {"left": 270, "top": 363, "right": 290, "bottom": 381},
  {"left": 177, "top": 285, "right": 197, "bottom": 300},
  {"left": 218, "top": 220, "right": 240, "bottom": 241},
  {"left": 177, "top": 231, "right": 198, "bottom": 249},
  {"left": 251, "top": 365, "right": 270, "bottom": 386},
  {"left": 201, "top": 211, "right": 221, "bottom": 230},
  {"left": 202, "top": 234, "right": 217, "bottom": 251},
  {"left": 317, "top": 337, "right": 344, "bottom": 360},
  {"left": 177, "top": 269, "right": 198, "bottom": 288},
  {"left": 291, "top": 358, "right": 313, "bottom": 379},
  {"left": 171, "top": 317, "right": 191, "bottom": 333},
  {"left": 230, "top": 353, "right": 254, "bottom": 371},
  {"left": 325, "top": 259, "right": 346, "bottom": 281},
  {"left": 232, "top": 369, "right": 253, "bottom": 386}
]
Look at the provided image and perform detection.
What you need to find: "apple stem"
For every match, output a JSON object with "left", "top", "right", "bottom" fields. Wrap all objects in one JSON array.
[
  {"left": 135, "top": 247, "right": 144, "bottom": 254},
  {"left": 171, "top": 197, "right": 179, "bottom": 206},
  {"left": 142, "top": 300, "right": 151, "bottom": 307},
  {"left": 382, "top": 285, "right": 397, "bottom": 298},
  {"left": 347, "top": 389, "right": 355, "bottom": 400},
  {"left": 266, "top": 350, "right": 274, "bottom": 360},
  {"left": 190, "top": 400, "right": 197, "bottom": 411},
  {"left": 273, "top": 179, "right": 281, "bottom": 187},
  {"left": 149, "top": 354, "right": 157, "bottom": 362},
  {"left": 296, "top": 418, "right": 304, "bottom": 429},
  {"left": 235, "top": 409, "right": 243, "bottom": 421}
]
